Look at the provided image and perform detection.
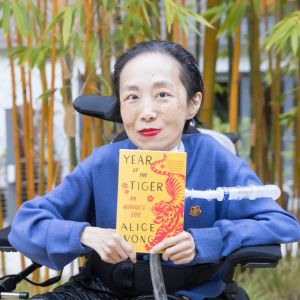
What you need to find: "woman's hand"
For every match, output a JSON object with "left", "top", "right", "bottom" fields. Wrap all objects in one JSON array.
[
  {"left": 80, "top": 226, "right": 136, "bottom": 264},
  {"left": 150, "top": 231, "right": 196, "bottom": 264}
]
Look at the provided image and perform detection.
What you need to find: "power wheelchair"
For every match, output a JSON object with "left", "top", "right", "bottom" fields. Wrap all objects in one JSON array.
[{"left": 0, "top": 95, "right": 282, "bottom": 299}]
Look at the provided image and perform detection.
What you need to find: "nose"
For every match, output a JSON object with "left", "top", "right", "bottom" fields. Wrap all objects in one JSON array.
[{"left": 139, "top": 99, "right": 157, "bottom": 122}]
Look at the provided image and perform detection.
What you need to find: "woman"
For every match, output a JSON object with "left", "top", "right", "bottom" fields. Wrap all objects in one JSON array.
[{"left": 8, "top": 41, "right": 300, "bottom": 300}]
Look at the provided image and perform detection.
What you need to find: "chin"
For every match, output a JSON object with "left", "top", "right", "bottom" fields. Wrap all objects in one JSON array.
[{"left": 137, "top": 142, "right": 173, "bottom": 151}]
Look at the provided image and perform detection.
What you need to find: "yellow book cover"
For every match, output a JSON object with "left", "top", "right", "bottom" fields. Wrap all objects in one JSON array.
[{"left": 116, "top": 149, "right": 187, "bottom": 253}]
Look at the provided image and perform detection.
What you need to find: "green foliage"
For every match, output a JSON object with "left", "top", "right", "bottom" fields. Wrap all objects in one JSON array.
[
  {"left": 63, "top": 6, "right": 75, "bottom": 47},
  {"left": 163, "top": 0, "right": 212, "bottom": 35},
  {"left": 0, "top": 0, "right": 11, "bottom": 35},
  {"left": 264, "top": 11, "right": 300, "bottom": 57},
  {"left": 236, "top": 257, "right": 300, "bottom": 300},
  {"left": 280, "top": 107, "right": 297, "bottom": 129},
  {"left": 12, "top": 0, "right": 34, "bottom": 37},
  {"left": 204, "top": 0, "right": 248, "bottom": 36}
]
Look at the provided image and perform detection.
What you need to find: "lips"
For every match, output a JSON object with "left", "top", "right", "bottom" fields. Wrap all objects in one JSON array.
[{"left": 138, "top": 128, "right": 161, "bottom": 137}]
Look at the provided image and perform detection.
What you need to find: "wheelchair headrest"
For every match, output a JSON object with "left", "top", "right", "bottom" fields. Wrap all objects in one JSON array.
[{"left": 73, "top": 94, "right": 122, "bottom": 123}]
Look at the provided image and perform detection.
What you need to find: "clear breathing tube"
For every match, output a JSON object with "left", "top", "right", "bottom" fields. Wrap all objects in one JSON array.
[
  {"left": 150, "top": 184, "right": 281, "bottom": 300},
  {"left": 185, "top": 184, "right": 281, "bottom": 201}
]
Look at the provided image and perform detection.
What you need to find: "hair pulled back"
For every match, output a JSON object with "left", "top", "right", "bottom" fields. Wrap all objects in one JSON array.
[{"left": 112, "top": 40, "right": 204, "bottom": 127}]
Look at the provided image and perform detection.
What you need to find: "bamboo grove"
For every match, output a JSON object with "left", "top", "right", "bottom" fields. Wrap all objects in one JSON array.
[{"left": 0, "top": 0, "right": 299, "bottom": 278}]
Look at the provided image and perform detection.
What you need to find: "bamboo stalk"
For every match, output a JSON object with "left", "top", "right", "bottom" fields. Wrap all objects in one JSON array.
[
  {"left": 172, "top": 13, "right": 179, "bottom": 44},
  {"left": 37, "top": 0, "right": 49, "bottom": 199},
  {"left": 0, "top": 179, "right": 5, "bottom": 275},
  {"left": 199, "top": 0, "right": 222, "bottom": 128},
  {"left": 38, "top": 70, "right": 47, "bottom": 198},
  {"left": 181, "top": 0, "right": 187, "bottom": 48},
  {"left": 271, "top": 2, "right": 284, "bottom": 206},
  {"left": 98, "top": 4, "right": 114, "bottom": 145},
  {"left": 47, "top": 0, "right": 58, "bottom": 192},
  {"left": 6, "top": 30, "right": 25, "bottom": 271},
  {"left": 151, "top": 0, "right": 161, "bottom": 38},
  {"left": 26, "top": 1, "right": 40, "bottom": 289},
  {"left": 294, "top": 57, "right": 300, "bottom": 221},
  {"left": 42, "top": 0, "right": 47, "bottom": 30},
  {"left": 81, "top": 0, "right": 95, "bottom": 160},
  {"left": 26, "top": 2, "right": 35, "bottom": 203},
  {"left": 16, "top": 32, "right": 32, "bottom": 201},
  {"left": 195, "top": 0, "right": 201, "bottom": 62},
  {"left": 229, "top": 16, "right": 241, "bottom": 133},
  {"left": 58, "top": 0, "right": 77, "bottom": 171},
  {"left": 248, "top": 0, "right": 269, "bottom": 181}
]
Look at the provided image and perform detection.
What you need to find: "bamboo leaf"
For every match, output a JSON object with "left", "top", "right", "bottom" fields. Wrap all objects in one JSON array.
[
  {"left": 27, "top": 0, "right": 42, "bottom": 35},
  {"left": 102, "top": 0, "right": 109, "bottom": 9},
  {"left": 88, "top": 37, "right": 98, "bottom": 69},
  {"left": 189, "top": 10, "right": 213, "bottom": 29},
  {"left": 101, "top": 0, "right": 115, "bottom": 11},
  {"left": 280, "top": 107, "right": 297, "bottom": 128},
  {"left": 163, "top": 0, "right": 175, "bottom": 32},
  {"left": 178, "top": 12, "right": 188, "bottom": 34},
  {"left": 291, "top": 27, "right": 299, "bottom": 56},
  {"left": 36, "top": 88, "right": 59, "bottom": 101},
  {"left": 12, "top": 1, "right": 27, "bottom": 36},
  {"left": 29, "top": 47, "right": 40, "bottom": 68},
  {"left": 2, "top": 1, "right": 11, "bottom": 35},
  {"left": 203, "top": 3, "right": 228, "bottom": 18},
  {"left": 20, "top": 0, "right": 34, "bottom": 36},
  {"left": 40, "top": 10, "right": 65, "bottom": 42},
  {"left": 264, "top": 11, "right": 300, "bottom": 57},
  {"left": 63, "top": 5, "right": 74, "bottom": 46},
  {"left": 141, "top": 4, "right": 151, "bottom": 27}
]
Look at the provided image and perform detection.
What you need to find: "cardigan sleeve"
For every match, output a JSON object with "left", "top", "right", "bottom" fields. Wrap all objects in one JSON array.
[
  {"left": 8, "top": 154, "right": 95, "bottom": 270},
  {"left": 189, "top": 162, "right": 300, "bottom": 264}
]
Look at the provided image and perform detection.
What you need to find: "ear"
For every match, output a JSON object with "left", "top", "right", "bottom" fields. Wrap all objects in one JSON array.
[{"left": 187, "top": 92, "right": 202, "bottom": 119}]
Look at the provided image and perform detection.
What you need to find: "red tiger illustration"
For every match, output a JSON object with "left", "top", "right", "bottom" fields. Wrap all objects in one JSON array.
[{"left": 145, "top": 154, "right": 185, "bottom": 251}]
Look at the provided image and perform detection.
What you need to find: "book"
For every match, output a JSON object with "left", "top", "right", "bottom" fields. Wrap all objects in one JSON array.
[{"left": 116, "top": 149, "right": 187, "bottom": 253}]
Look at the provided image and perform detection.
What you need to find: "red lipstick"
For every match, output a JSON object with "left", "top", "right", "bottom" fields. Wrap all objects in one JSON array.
[{"left": 138, "top": 128, "right": 161, "bottom": 137}]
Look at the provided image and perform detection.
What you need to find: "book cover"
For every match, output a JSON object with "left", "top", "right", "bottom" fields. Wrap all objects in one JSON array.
[{"left": 116, "top": 149, "right": 187, "bottom": 253}]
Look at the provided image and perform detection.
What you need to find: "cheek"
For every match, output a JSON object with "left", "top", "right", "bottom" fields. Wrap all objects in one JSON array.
[{"left": 121, "top": 107, "right": 136, "bottom": 127}]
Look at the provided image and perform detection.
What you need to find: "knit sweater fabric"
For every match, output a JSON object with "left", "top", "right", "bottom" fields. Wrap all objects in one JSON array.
[{"left": 9, "top": 133, "right": 300, "bottom": 299}]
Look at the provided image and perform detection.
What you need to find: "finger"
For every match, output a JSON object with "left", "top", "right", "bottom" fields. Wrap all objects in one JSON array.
[
  {"left": 114, "top": 243, "right": 130, "bottom": 261},
  {"left": 172, "top": 256, "right": 194, "bottom": 265},
  {"left": 151, "top": 232, "right": 191, "bottom": 253},
  {"left": 120, "top": 239, "right": 137, "bottom": 263},
  {"left": 101, "top": 245, "right": 124, "bottom": 264},
  {"left": 162, "top": 239, "right": 194, "bottom": 261},
  {"left": 169, "top": 248, "right": 195, "bottom": 262},
  {"left": 162, "top": 243, "right": 188, "bottom": 260},
  {"left": 151, "top": 236, "right": 178, "bottom": 253}
]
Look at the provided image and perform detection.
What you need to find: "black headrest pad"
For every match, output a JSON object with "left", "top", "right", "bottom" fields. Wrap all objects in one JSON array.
[{"left": 73, "top": 95, "right": 123, "bottom": 123}]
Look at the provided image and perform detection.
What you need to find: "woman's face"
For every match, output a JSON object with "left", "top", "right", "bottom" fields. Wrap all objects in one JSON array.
[{"left": 119, "top": 53, "right": 201, "bottom": 151}]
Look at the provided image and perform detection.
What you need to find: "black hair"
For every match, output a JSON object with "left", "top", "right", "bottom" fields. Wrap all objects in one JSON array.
[{"left": 112, "top": 40, "right": 204, "bottom": 130}]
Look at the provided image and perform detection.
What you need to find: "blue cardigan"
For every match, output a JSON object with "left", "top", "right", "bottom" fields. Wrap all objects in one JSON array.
[{"left": 8, "top": 134, "right": 300, "bottom": 299}]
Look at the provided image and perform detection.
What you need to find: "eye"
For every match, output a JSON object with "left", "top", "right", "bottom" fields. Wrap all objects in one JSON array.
[
  {"left": 159, "top": 92, "right": 167, "bottom": 97},
  {"left": 157, "top": 91, "right": 171, "bottom": 99},
  {"left": 125, "top": 94, "right": 138, "bottom": 101}
]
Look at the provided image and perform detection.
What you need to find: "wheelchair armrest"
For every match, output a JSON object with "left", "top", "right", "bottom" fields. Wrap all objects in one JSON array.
[
  {"left": 221, "top": 245, "right": 282, "bottom": 283},
  {"left": 0, "top": 226, "right": 16, "bottom": 252}
]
